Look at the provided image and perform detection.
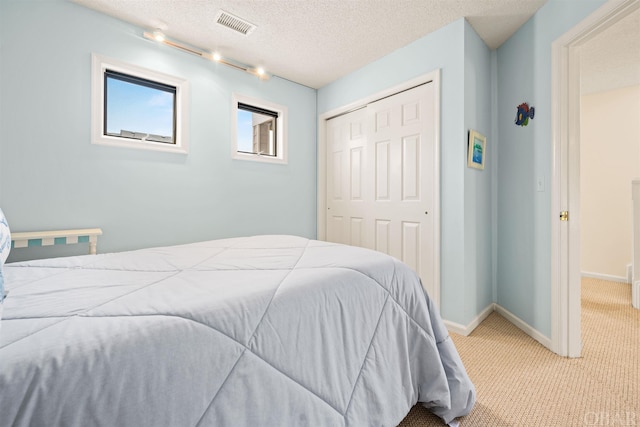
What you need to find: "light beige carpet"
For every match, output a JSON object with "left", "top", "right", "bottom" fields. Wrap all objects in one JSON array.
[{"left": 399, "top": 278, "right": 640, "bottom": 426}]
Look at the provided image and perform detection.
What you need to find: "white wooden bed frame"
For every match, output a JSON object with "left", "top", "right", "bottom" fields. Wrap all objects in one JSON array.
[{"left": 11, "top": 228, "right": 103, "bottom": 255}]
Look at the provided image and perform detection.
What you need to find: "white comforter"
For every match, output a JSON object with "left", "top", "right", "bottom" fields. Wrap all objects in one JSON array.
[{"left": 0, "top": 235, "right": 474, "bottom": 426}]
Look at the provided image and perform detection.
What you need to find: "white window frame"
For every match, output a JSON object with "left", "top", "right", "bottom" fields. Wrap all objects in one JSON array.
[
  {"left": 91, "top": 53, "right": 189, "bottom": 154},
  {"left": 231, "top": 93, "right": 287, "bottom": 164}
]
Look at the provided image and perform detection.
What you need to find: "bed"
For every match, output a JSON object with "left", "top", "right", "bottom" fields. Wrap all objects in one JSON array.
[{"left": 0, "top": 234, "right": 475, "bottom": 426}]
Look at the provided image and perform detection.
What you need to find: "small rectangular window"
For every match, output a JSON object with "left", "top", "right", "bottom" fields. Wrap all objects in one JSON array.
[
  {"left": 232, "top": 94, "right": 287, "bottom": 164},
  {"left": 104, "top": 70, "right": 176, "bottom": 144},
  {"left": 237, "top": 103, "right": 278, "bottom": 157},
  {"left": 92, "top": 54, "right": 189, "bottom": 154}
]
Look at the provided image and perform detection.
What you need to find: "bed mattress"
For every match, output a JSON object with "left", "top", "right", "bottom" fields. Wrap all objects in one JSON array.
[{"left": 0, "top": 235, "right": 474, "bottom": 426}]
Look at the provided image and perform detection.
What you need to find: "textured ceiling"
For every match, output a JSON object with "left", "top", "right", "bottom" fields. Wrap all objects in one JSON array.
[
  {"left": 72, "top": 0, "right": 547, "bottom": 88},
  {"left": 580, "top": 7, "right": 640, "bottom": 95}
]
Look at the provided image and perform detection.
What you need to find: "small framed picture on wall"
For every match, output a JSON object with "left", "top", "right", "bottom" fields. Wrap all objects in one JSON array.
[{"left": 467, "top": 130, "right": 486, "bottom": 170}]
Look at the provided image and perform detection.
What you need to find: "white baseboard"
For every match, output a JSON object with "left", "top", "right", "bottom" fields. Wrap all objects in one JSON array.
[
  {"left": 493, "top": 304, "right": 552, "bottom": 350},
  {"left": 633, "top": 281, "right": 640, "bottom": 310},
  {"left": 443, "top": 303, "right": 552, "bottom": 351},
  {"left": 581, "top": 271, "right": 630, "bottom": 284},
  {"left": 443, "top": 320, "right": 468, "bottom": 336},
  {"left": 444, "top": 303, "right": 495, "bottom": 337}
]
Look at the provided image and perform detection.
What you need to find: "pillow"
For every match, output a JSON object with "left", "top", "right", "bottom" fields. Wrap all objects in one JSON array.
[
  {"left": 0, "top": 208, "right": 10, "bottom": 305},
  {"left": 0, "top": 266, "right": 4, "bottom": 325}
]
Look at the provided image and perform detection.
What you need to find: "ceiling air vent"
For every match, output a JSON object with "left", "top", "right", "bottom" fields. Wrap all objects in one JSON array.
[{"left": 216, "top": 10, "right": 256, "bottom": 36}]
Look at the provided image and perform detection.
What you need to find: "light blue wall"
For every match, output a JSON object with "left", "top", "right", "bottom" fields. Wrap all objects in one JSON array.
[
  {"left": 463, "top": 21, "right": 494, "bottom": 322},
  {"left": 319, "top": 19, "right": 495, "bottom": 325},
  {"left": 496, "top": 0, "right": 606, "bottom": 337},
  {"left": 0, "top": 0, "right": 317, "bottom": 261}
]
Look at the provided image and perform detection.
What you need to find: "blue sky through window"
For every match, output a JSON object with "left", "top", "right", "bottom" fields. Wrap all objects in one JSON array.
[
  {"left": 237, "top": 109, "right": 253, "bottom": 152},
  {"left": 106, "top": 77, "right": 174, "bottom": 138}
]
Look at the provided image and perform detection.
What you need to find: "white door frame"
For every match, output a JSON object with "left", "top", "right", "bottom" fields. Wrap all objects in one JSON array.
[
  {"left": 551, "top": 0, "right": 640, "bottom": 357},
  {"left": 317, "top": 69, "right": 441, "bottom": 309}
]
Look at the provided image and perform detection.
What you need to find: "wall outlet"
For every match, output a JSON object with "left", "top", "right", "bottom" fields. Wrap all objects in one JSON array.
[{"left": 536, "top": 177, "right": 545, "bottom": 192}]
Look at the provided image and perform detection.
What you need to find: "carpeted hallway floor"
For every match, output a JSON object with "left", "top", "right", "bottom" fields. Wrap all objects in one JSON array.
[{"left": 398, "top": 278, "right": 639, "bottom": 426}]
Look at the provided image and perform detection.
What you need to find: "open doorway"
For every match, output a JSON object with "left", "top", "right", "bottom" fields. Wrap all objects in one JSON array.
[
  {"left": 551, "top": 0, "right": 640, "bottom": 358},
  {"left": 579, "top": 9, "right": 640, "bottom": 285}
]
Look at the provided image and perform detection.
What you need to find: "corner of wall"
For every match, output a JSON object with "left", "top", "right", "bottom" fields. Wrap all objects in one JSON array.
[
  {"left": 445, "top": 303, "right": 495, "bottom": 336},
  {"left": 491, "top": 49, "right": 499, "bottom": 305},
  {"left": 462, "top": 19, "right": 495, "bottom": 325}
]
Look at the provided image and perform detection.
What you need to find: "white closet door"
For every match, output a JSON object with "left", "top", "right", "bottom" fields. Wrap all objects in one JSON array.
[
  {"left": 326, "top": 107, "right": 368, "bottom": 247},
  {"left": 326, "top": 83, "right": 436, "bottom": 297}
]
